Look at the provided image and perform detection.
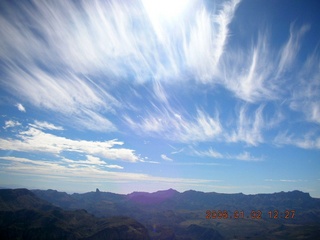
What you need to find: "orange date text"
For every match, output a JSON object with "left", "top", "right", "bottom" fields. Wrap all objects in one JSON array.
[{"left": 205, "top": 210, "right": 295, "bottom": 219}]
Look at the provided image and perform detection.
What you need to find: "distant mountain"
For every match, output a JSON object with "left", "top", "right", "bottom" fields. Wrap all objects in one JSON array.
[
  {"left": 32, "top": 188, "right": 320, "bottom": 239},
  {"left": 0, "top": 189, "right": 149, "bottom": 240},
  {"left": 33, "top": 188, "right": 320, "bottom": 219},
  {"left": 127, "top": 188, "right": 179, "bottom": 205}
]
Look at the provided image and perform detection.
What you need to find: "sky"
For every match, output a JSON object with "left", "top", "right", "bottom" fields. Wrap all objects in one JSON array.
[{"left": 0, "top": 0, "right": 319, "bottom": 197}]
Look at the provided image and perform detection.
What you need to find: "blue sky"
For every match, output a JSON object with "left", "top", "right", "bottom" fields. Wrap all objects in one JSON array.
[{"left": 0, "top": 0, "right": 319, "bottom": 197}]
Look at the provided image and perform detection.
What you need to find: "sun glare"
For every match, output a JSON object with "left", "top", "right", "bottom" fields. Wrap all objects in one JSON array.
[{"left": 142, "top": 0, "right": 192, "bottom": 21}]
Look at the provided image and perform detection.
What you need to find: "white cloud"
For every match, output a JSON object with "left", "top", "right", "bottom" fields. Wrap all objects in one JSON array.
[
  {"left": 169, "top": 145, "right": 184, "bottom": 155},
  {"left": 169, "top": 162, "right": 227, "bottom": 167},
  {"left": 0, "top": 0, "right": 239, "bottom": 127},
  {"left": 277, "top": 24, "right": 310, "bottom": 76},
  {"left": 220, "top": 34, "right": 279, "bottom": 102},
  {"left": 274, "top": 131, "right": 320, "bottom": 149},
  {"left": 0, "top": 125, "right": 140, "bottom": 162},
  {"left": 3, "top": 63, "right": 118, "bottom": 132},
  {"left": 139, "top": 159, "right": 160, "bottom": 164},
  {"left": 232, "top": 151, "right": 262, "bottom": 161},
  {"left": 15, "top": 103, "right": 26, "bottom": 112},
  {"left": 0, "top": 156, "right": 62, "bottom": 168},
  {"left": 289, "top": 53, "right": 320, "bottom": 125},
  {"left": 192, "top": 148, "right": 223, "bottom": 158},
  {"left": 226, "top": 105, "right": 264, "bottom": 146},
  {"left": 219, "top": 25, "right": 309, "bottom": 103},
  {"left": 3, "top": 120, "right": 21, "bottom": 129},
  {"left": 0, "top": 0, "right": 318, "bottom": 152},
  {"left": 0, "top": 156, "right": 219, "bottom": 185},
  {"left": 125, "top": 108, "right": 222, "bottom": 143},
  {"left": 62, "top": 155, "right": 123, "bottom": 169},
  {"left": 29, "top": 121, "right": 64, "bottom": 131},
  {"left": 183, "top": 0, "right": 240, "bottom": 83},
  {"left": 192, "top": 148, "right": 262, "bottom": 162},
  {"left": 265, "top": 179, "right": 306, "bottom": 183},
  {"left": 161, "top": 154, "right": 173, "bottom": 161}
]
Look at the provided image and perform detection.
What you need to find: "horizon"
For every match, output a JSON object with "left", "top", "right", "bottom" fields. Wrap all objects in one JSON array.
[
  {"left": 0, "top": 185, "right": 316, "bottom": 199},
  {"left": 1, "top": 0, "right": 320, "bottom": 198}
]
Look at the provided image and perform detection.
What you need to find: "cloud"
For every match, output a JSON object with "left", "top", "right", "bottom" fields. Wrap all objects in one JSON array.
[
  {"left": 220, "top": 34, "right": 278, "bottom": 102},
  {"left": 161, "top": 154, "right": 173, "bottom": 161},
  {"left": 265, "top": 179, "right": 307, "bottom": 183},
  {"left": 0, "top": 156, "right": 64, "bottom": 169},
  {"left": 193, "top": 148, "right": 223, "bottom": 158},
  {"left": 3, "top": 120, "right": 21, "bottom": 129},
  {"left": 0, "top": 0, "right": 239, "bottom": 132},
  {"left": 183, "top": 0, "right": 240, "bottom": 83},
  {"left": 231, "top": 151, "right": 262, "bottom": 161},
  {"left": 125, "top": 108, "right": 222, "bottom": 143},
  {"left": 168, "top": 162, "right": 227, "bottom": 167},
  {"left": 123, "top": 80, "right": 223, "bottom": 143},
  {"left": 62, "top": 155, "right": 124, "bottom": 169},
  {"left": 274, "top": 131, "right": 320, "bottom": 149},
  {"left": 192, "top": 148, "right": 262, "bottom": 161},
  {"left": 139, "top": 159, "right": 160, "bottom": 164},
  {"left": 0, "top": 124, "right": 140, "bottom": 162},
  {"left": 169, "top": 145, "right": 184, "bottom": 155},
  {"left": 289, "top": 52, "right": 320, "bottom": 125},
  {"left": 219, "top": 25, "right": 309, "bottom": 103},
  {"left": 2, "top": 63, "right": 118, "bottom": 132},
  {"left": 0, "top": 156, "right": 219, "bottom": 185},
  {"left": 225, "top": 105, "right": 264, "bottom": 146},
  {"left": 0, "top": 0, "right": 318, "bottom": 153},
  {"left": 29, "top": 121, "right": 64, "bottom": 131},
  {"left": 277, "top": 24, "right": 310, "bottom": 76},
  {"left": 15, "top": 103, "right": 26, "bottom": 112}
]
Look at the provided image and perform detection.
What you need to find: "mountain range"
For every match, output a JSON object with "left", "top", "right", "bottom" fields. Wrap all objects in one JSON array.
[
  {"left": 1, "top": 188, "right": 320, "bottom": 239},
  {"left": 0, "top": 189, "right": 149, "bottom": 240}
]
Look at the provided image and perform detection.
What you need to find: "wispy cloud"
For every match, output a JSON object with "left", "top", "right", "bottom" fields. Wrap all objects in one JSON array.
[
  {"left": 0, "top": 0, "right": 318, "bottom": 154},
  {"left": 219, "top": 25, "right": 310, "bottom": 103},
  {"left": 125, "top": 108, "right": 222, "bottom": 143},
  {"left": 2, "top": 63, "right": 118, "bottom": 132},
  {"left": 168, "top": 144, "right": 184, "bottom": 155},
  {"left": 139, "top": 159, "right": 160, "bottom": 164},
  {"left": 183, "top": 0, "right": 240, "bottom": 83},
  {"left": 62, "top": 155, "right": 123, "bottom": 169},
  {"left": 226, "top": 105, "right": 264, "bottom": 146},
  {"left": 231, "top": 151, "right": 263, "bottom": 161},
  {"left": 0, "top": 156, "right": 219, "bottom": 186},
  {"left": 161, "top": 154, "right": 173, "bottom": 161},
  {"left": 265, "top": 179, "right": 307, "bottom": 183},
  {"left": 29, "top": 121, "right": 64, "bottom": 131},
  {"left": 15, "top": 103, "right": 26, "bottom": 112},
  {"left": 277, "top": 24, "right": 310, "bottom": 76},
  {"left": 289, "top": 52, "right": 320, "bottom": 125},
  {"left": 274, "top": 131, "right": 320, "bottom": 149},
  {"left": 168, "top": 162, "right": 227, "bottom": 167},
  {"left": 220, "top": 34, "right": 278, "bottom": 102},
  {"left": 192, "top": 148, "right": 262, "bottom": 161},
  {"left": 0, "top": 0, "right": 239, "bottom": 132},
  {"left": 193, "top": 148, "right": 223, "bottom": 158}
]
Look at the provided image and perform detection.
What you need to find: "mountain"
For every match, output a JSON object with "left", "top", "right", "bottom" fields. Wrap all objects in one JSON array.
[
  {"left": 33, "top": 188, "right": 320, "bottom": 220},
  {"left": 0, "top": 189, "right": 149, "bottom": 240},
  {"left": 32, "top": 188, "right": 320, "bottom": 239},
  {"left": 127, "top": 188, "right": 179, "bottom": 204}
]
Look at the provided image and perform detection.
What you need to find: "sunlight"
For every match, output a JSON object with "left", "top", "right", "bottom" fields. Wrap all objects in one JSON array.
[{"left": 142, "top": 0, "right": 191, "bottom": 21}]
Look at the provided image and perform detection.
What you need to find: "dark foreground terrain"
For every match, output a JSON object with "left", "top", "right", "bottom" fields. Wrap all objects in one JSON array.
[
  {"left": 1, "top": 188, "right": 320, "bottom": 239},
  {"left": 0, "top": 189, "right": 149, "bottom": 240}
]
